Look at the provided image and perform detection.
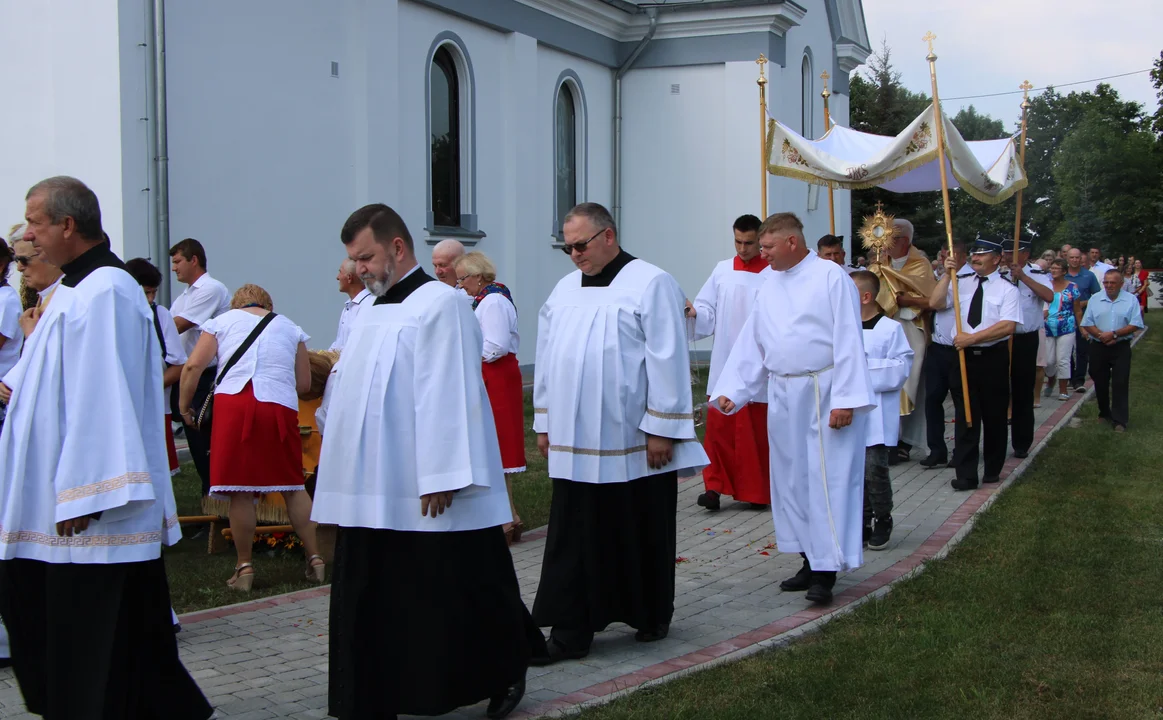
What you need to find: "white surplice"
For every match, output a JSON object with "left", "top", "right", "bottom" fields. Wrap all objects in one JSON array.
[
  {"left": 712, "top": 252, "right": 875, "bottom": 572},
  {"left": 691, "top": 258, "right": 771, "bottom": 394},
  {"left": 862, "top": 315, "right": 914, "bottom": 448},
  {"left": 0, "top": 268, "right": 181, "bottom": 563},
  {"left": 312, "top": 281, "right": 511, "bottom": 532},
  {"left": 533, "top": 259, "right": 708, "bottom": 483}
]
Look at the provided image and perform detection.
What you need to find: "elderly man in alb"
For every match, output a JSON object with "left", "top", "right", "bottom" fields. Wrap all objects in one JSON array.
[
  {"left": 713, "top": 212, "right": 874, "bottom": 605},
  {"left": 870, "top": 218, "right": 936, "bottom": 464},
  {"left": 531, "top": 202, "right": 707, "bottom": 663},
  {"left": 0, "top": 177, "right": 211, "bottom": 719},
  {"left": 312, "top": 204, "right": 537, "bottom": 720},
  {"left": 686, "top": 213, "right": 771, "bottom": 512}
]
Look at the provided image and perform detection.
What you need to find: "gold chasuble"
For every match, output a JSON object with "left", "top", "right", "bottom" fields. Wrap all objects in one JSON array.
[{"left": 868, "top": 245, "right": 936, "bottom": 414}]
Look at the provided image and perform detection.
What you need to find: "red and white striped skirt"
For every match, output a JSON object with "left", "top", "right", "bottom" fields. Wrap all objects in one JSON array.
[
  {"left": 209, "top": 382, "right": 305, "bottom": 496},
  {"left": 481, "top": 354, "right": 527, "bottom": 473}
]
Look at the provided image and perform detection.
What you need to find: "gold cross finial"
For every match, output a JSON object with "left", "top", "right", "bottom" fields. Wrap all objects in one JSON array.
[
  {"left": 820, "top": 70, "right": 831, "bottom": 99},
  {"left": 756, "top": 54, "right": 768, "bottom": 86},
  {"left": 875, "top": 200, "right": 884, "bottom": 214},
  {"left": 820, "top": 70, "right": 830, "bottom": 83},
  {"left": 1019, "top": 79, "right": 1033, "bottom": 95},
  {"left": 923, "top": 31, "right": 937, "bottom": 55}
]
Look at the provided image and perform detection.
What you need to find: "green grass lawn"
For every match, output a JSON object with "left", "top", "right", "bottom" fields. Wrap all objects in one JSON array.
[
  {"left": 580, "top": 330, "right": 1163, "bottom": 720},
  {"left": 167, "top": 374, "right": 710, "bottom": 612}
]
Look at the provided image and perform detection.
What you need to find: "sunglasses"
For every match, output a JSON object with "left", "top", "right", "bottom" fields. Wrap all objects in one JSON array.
[
  {"left": 14, "top": 255, "right": 35, "bottom": 266},
  {"left": 561, "top": 229, "right": 605, "bottom": 256}
]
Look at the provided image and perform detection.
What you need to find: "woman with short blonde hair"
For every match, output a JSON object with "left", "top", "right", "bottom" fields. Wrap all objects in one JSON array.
[
  {"left": 454, "top": 251, "right": 526, "bottom": 544},
  {"left": 179, "top": 284, "right": 324, "bottom": 590}
]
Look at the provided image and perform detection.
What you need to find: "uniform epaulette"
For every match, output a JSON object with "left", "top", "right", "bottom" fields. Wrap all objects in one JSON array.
[{"left": 956, "top": 271, "right": 976, "bottom": 279}]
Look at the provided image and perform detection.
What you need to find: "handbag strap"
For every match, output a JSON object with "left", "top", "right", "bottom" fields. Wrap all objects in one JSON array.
[
  {"left": 215, "top": 312, "right": 278, "bottom": 387},
  {"left": 151, "top": 303, "right": 169, "bottom": 363}
]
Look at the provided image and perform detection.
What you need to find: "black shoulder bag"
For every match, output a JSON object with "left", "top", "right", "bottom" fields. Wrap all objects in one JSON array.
[{"left": 194, "top": 313, "right": 277, "bottom": 435}]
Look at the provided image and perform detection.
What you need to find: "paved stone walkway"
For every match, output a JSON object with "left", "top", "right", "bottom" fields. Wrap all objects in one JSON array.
[{"left": 0, "top": 382, "right": 1094, "bottom": 720}]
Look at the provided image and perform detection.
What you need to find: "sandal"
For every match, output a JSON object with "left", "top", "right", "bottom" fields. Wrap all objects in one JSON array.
[
  {"left": 306, "top": 554, "right": 326, "bottom": 584},
  {"left": 510, "top": 521, "right": 524, "bottom": 544},
  {"left": 227, "top": 563, "right": 255, "bottom": 592}
]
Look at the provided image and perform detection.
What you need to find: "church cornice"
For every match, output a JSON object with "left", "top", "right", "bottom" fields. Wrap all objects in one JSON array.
[{"left": 513, "top": 0, "right": 805, "bottom": 42}]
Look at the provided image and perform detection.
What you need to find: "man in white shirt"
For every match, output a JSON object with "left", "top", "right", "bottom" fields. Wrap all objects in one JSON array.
[
  {"left": 431, "top": 238, "right": 466, "bottom": 287},
  {"left": 713, "top": 212, "right": 875, "bottom": 605},
  {"left": 0, "top": 176, "right": 211, "bottom": 718},
  {"left": 929, "top": 237, "right": 1021, "bottom": 490},
  {"left": 168, "top": 238, "right": 230, "bottom": 494},
  {"left": 1088, "top": 246, "right": 1115, "bottom": 286},
  {"left": 330, "top": 258, "right": 371, "bottom": 351},
  {"left": 1001, "top": 237, "right": 1054, "bottom": 458}
]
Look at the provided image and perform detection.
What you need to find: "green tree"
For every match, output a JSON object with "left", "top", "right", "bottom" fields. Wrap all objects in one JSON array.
[{"left": 1149, "top": 49, "right": 1163, "bottom": 137}]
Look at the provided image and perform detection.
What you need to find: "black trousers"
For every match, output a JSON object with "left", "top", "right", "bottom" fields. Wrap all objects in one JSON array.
[
  {"left": 1009, "top": 331, "right": 1040, "bottom": 453},
  {"left": 924, "top": 343, "right": 957, "bottom": 459},
  {"left": 949, "top": 343, "right": 1010, "bottom": 483},
  {"left": 172, "top": 367, "right": 215, "bottom": 494},
  {"left": 1088, "top": 340, "right": 1132, "bottom": 427},
  {"left": 0, "top": 558, "right": 211, "bottom": 720},
  {"left": 1070, "top": 328, "right": 1089, "bottom": 387}
]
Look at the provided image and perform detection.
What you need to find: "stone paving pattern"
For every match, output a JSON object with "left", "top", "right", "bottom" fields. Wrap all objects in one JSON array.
[{"left": 0, "top": 386, "right": 1090, "bottom": 719}]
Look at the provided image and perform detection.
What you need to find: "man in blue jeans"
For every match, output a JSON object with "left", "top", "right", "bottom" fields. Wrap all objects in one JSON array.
[
  {"left": 1080, "top": 269, "right": 1144, "bottom": 432},
  {"left": 1065, "top": 248, "right": 1101, "bottom": 391}
]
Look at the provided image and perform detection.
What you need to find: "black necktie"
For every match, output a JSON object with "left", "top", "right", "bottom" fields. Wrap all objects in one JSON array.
[{"left": 968, "top": 276, "right": 987, "bottom": 328}]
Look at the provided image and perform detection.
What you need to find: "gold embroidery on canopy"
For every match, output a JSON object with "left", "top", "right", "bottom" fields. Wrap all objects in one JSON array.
[{"left": 55, "top": 473, "right": 152, "bottom": 505}]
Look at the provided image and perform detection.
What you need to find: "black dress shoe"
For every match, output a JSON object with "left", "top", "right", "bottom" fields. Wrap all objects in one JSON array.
[
  {"left": 805, "top": 583, "right": 833, "bottom": 604},
  {"left": 528, "top": 639, "right": 589, "bottom": 667},
  {"left": 918, "top": 453, "right": 948, "bottom": 469},
  {"left": 1013, "top": 450, "right": 1029, "bottom": 459},
  {"left": 748, "top": 503, "right": 769, "bottom": 511},
  {"left": 950, "top": 477, "right": 978, "bottom": 491},
  {"left": 779, "top": 557, "right": 812, "bottom": 592},
  {"left": 634, "top": 623, "right": 670, "bottom": 642},
  {"left": 487, "top": 679, "right": 525, "bottom": 719},
  {"left": 696, "top": 491, "right": 721, "bottom": 511},
  {"left": 982, "top": 475, "right": 1000, "bottom": 484}
]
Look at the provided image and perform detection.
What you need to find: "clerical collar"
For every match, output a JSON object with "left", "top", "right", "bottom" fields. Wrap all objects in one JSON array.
[
  {"left": 582, "top": 250, "right": 636, "bottom": 288},
  {"left": 733, "top": 254, "right": 767, "bottom": 273},
  {"left": 861, "top": 312, "right": 885, "bottom": 330},
  {"left": 373, "top": 265, "right": 433, "bottom": 305},
  {"left": 38, "top": 276, "right": 63, "bottom": 299},
  {"left": 60, "top": 240, "right": 127, "bottom": 288}
]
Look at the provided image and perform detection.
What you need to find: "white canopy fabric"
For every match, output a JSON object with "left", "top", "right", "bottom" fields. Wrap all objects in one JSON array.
[{"left": 766, "top": 103, "right": 1026, "bottom": 205}]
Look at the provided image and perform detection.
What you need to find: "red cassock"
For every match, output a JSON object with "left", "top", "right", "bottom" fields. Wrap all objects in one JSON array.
[
  {"left": 481, "top": 353, "right": 527, "bottom": 473},
  {"left": 701, "top": 400, "right": 770, "bottom": 504},
  {"left": 164, "top": 414, "right": 180, "bottom": 475}
]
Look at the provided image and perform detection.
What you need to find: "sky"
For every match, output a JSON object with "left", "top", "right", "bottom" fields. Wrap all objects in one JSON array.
[{"left": 858, "top": 0, "right": 1162, "bottom": 132}]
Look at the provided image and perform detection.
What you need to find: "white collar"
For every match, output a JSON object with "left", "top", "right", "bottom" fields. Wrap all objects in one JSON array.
[{"left": 38, "top": 276, "right": 63, "bottom": 299}]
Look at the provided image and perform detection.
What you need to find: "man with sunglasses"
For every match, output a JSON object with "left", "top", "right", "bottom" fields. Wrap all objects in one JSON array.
[
  {"left": 685, "top": 214, "right": 771, "bottom": 513},
  {"left": 531, "top": 202, "right": 708, "bottom": 664}
]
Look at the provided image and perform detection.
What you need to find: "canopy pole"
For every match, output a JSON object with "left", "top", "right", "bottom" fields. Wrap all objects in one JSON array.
[
  {"left": 757, "top": 54, "right": 768, "bottom": 218},
  {"left": 925, "top": 31, "right": 972, "bottom": 426},
  {"left": 820, "top": 70, "right": 835, "bottom": 235},
  {"left": 1011, "top": 80, "right": 1033, "bottom": 256}
]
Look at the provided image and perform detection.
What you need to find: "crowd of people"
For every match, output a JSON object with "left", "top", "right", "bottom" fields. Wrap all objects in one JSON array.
[{"left": 0, "top": 174, "right": 1148, "bottom": 720}]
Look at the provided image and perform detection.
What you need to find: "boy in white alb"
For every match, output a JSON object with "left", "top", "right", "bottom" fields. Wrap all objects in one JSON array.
[{"left": 851, "top": 271, "right": 914, "bottom": 551}]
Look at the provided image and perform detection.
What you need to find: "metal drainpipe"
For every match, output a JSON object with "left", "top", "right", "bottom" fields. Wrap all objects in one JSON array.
[
  {"left": 612, "top": 8, "right": 657, "bottom": 232},
  {"left": 150, "top": 0, "right": 172, "bottom": 304}
]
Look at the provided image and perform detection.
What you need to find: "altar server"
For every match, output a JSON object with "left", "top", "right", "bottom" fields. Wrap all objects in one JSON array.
[
  {"left": 1001, "top": 237, "right": 1054, "bottom": 458},
  {"left": 0, "top": 177, "right": 210, "bottom": 719},
  {"left": 531, "top": 202, "right": 708, "bottom": 663},
  {"left": 313, "top": 204, "right": 534, "bottom": 720},
  {"left": 852, "top": 271, "right": 914, "bottom": 551},
  {"left": 687, "top": 213, "right": 771, "bottom": 511},
  {"left": 713, "top": 212, "right": 874, "bottom": 605}
]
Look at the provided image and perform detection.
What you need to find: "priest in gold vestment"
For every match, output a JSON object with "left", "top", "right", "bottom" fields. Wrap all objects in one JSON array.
[{"left": 866, "top": 219, "right": 935, "bottom": 462}]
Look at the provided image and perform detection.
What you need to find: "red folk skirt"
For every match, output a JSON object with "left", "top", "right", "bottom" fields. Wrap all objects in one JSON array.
[
  {"left": 209, "top": 382, "right": 305, "bottom": 496},
  {"left": 482, "top": 354, "right": 527, "bottom": 473},
  {"left": 701, "top": 400, "right": 771, "bottom": 505},
  {"left": 164, "top": 414, "right": 179, "bottom": 476}
]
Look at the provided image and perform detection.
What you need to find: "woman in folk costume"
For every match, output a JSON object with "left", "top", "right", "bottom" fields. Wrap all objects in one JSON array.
[
  {"left": 178, "top": 284, "right": 325, "bottom": 591},
  {"left": 455, "top": 251, "right": 527, "bottom": 544}
]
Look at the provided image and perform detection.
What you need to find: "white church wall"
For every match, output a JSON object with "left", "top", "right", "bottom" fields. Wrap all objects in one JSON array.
[
  {"left": 165, "top": 0, "right": 358, "bottom": 344},
  {"left": 0, "top": 0, "right": 150, "bottom": 260}
]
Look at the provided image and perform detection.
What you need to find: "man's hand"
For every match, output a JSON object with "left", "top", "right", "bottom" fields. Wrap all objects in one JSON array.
[
  {"left": 1008, "top": 261, "right": 1025, "bottom": 280},
  {"left": 537, "top": 433, "right": 549, "bottom": 459},
  {"left": 896, "top": 292, "right": 926, "bottom": 309},
  {"left": 715, "top": 396, "right": 736, "bottom": 414},
  {"left": 828, "top": 408, "right": 853, "bottom": 429},
  {"left": 953, "top": 331, "right": 976, "bottom": 350},
  {"left": 19, "top": 306, "right": 41, "bottom": 338},
  {"left": 420, "top": 491, "right": 455, "bottom": 518},
  {"left": 944, "top": 255, "right": 958, "bottom": 273},
  {"left": 646, "top": 435, "right": 674, "bottom": 470},
  {"left": 56, "top": 516, "right": 92, "bottom": 537},
  {"left": 684, "top": 299, "right": 696, "bottom": 318},
  {"left": 1099, "top": 330, "right": 1116, "bottom": 344},
  {"left": 0, "top": 382, "right": 11, "bottom": 404}
]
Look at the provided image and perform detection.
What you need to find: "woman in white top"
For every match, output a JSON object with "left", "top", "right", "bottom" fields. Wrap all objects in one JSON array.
[
  {"left": 178, "top": 284, "right": 323, "bottom": 591},
  {"left": 0, "top": 240, "right": 23, "bottom": 413},
  {"left": 454, "top": 251, "right": 526, "bottom": 544}
]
